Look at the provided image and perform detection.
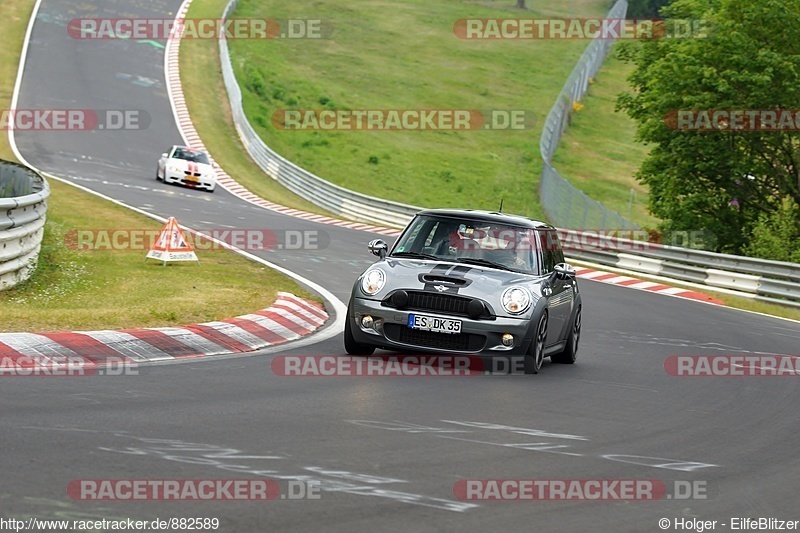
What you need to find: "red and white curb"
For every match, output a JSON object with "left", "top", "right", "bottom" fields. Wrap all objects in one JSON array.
[
  {"left": 0, "top": 293, "right": 327, "bottom": 365},
  {"left": 574, "top": 267, "right": 725, "bottom": 306},
  {"left": 164, "top": 2, "right": 400, "bottom": 238}
]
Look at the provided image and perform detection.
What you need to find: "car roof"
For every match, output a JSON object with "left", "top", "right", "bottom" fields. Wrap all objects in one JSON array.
[
  {"left": 415, "top": 209, "right": 554, "bottom": 230},
  {"left": 171, "top": 145, "right": 206, "bottom": 154}
]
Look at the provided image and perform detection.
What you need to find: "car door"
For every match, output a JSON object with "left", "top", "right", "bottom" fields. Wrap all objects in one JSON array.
[{"left": 538, "top": 230, "right": 572, "bottom": 346}]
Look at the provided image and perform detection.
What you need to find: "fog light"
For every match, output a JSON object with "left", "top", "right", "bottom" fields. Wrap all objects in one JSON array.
[
  {"left": 361, "top": 315, "right": 374, "bottom": 329},
  {"left": 501, "top": 334, "right": 514, "bottom": 347}
]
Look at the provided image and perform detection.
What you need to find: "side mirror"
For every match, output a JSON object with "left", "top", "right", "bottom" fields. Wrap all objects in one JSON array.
[
  {"left": 554, "top": 263, "right": 576, "bottom": 280},
  {"left": 368, "top": 239, "right": 388, "bottom": 259},
  {"left": 161, "top": 153, "right": 168, "bottom": 158}
]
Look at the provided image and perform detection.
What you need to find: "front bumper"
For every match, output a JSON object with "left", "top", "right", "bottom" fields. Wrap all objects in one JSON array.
[
  {"left": 164, "top": 171, "right": 215, "bottom": 191},
  {"left": 349, "top": 296, "right": 534, "bottom": 356}
]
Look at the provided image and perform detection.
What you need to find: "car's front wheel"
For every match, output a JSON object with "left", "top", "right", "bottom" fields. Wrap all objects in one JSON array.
[
  {"left": 524, "top": 311, "right": 547, "bottom": 374},
  {"left": 551, "top": 305, "right": 580, "bottom": 364},
  {"left": 343, "top": 312, "right": 376, "bottom": 356}
]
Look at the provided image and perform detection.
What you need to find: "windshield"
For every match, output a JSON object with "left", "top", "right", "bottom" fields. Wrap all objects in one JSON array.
[
  {"left": 172, "top": 147, "right": 210, "bottom": 165},
  {"left": 390, "top": 215, "right": 541, "bottom": 274}
]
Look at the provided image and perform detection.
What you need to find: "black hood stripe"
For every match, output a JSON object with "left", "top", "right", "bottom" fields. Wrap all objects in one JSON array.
[
  {"left": 448, "top": 265, "right": 472, "bottom": 277},
  {"left": 422, "top": 264, "right": 473, "bottom": 294}
]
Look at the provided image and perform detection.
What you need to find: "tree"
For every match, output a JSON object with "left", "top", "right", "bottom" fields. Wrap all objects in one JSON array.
[
  {"left": 744, "top": 197, "right": 800, "bottom": 263},
  {"left": 617, "top": 0, "right": 800, "bottom": 253},
  {"left": 515, "top": 0, "right": 526, "bottom": 9},
  {"left": 627, "top": 0, "right": 672, "bottom": 18}
]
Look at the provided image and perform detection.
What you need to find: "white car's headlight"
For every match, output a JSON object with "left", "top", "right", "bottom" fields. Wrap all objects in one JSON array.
[
  {"left": 501, "top": 287, "right": 531, "bottom": 315},
  {"left": 360, "top": 268, "right": 386, "bottom": 296},
  {"left": 168, "top": 165, "right": 181, "bottom": 173}
]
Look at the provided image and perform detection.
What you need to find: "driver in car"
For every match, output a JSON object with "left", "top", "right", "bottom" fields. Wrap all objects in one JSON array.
[{"left": 486, "top": 230, "right": 530, "bottom": 270}]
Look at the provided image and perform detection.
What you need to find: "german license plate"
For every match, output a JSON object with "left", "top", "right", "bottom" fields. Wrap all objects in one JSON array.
[{"left": 407, "top": 314, "right": 462, "bottom": 334}]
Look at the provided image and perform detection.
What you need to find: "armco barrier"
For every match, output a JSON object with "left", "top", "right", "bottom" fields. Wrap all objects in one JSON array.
[
  {"left": 212, "top": 0, "right": 800, "bottom": 307},
  {"left": 218, "top": 0, "right": 419, "bottom": 229},
  {"left": 0, "top": 160, "right": 49, "bottom": 291},
  {"left": 560, "top": 230, "right": 800, "bottom": 309}
]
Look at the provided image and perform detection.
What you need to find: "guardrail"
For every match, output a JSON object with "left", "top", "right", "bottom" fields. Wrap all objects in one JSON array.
[
  {"left": 539, "top": 0, "right": 638, "bottom": 231},
  {"left": 0, "top": 160, "right": 49, "bottom": 291},
  {"left": 215, "top": 0, "right": 800, "bottom": 308},
  {"left": 560, "top": 230, "right": 800, "bottom": 309},
  {"left": 218, "top": 0, "right": 419, "bottom": 229}
]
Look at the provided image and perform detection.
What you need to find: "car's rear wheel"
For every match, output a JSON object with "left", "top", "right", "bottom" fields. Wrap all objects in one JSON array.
[
  {"left": 524, "top": 311, "right": 547, "bottom": 374},
  {"left": 551, "top": 305, "right": 580, "bottom": 364},
  {"left": 344, "top": 312, "right": 376, "bottom": 356}
]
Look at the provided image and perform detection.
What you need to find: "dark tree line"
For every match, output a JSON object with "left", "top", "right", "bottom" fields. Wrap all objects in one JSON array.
[{"left": 617, "top": 0, "right": 800, "bottom": 257}]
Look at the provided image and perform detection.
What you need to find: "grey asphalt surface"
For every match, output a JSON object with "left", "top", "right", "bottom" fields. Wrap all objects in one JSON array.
[{"left": 5, "top": 0, "right": 800, "bottom": 532}]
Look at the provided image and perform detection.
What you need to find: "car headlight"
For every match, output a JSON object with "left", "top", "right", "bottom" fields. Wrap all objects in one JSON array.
[
  {"left": 501, "top": 287, "right": 531, "bottom": 315},
  {"left": 360, "top": 268, "right": 386, "bottom": 296}
]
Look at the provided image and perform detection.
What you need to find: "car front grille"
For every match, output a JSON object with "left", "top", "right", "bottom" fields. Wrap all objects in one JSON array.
[
  {"left": 384, "top": 324, "right": 485, "bottom": 352},
  {"left": 409, "top": 292, "right": 467, "bottom": 314},
  {"left": 383, "top": 291, "right": 493, "bottom": 319}
]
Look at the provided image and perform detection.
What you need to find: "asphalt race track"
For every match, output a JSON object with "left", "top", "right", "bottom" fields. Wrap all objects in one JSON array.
[{"left": 4, "top": 0, "right": 800, "bottom": 531}]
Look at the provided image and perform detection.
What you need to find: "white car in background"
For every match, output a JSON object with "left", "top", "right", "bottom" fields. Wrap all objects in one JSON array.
[{"left": 157, "top": 145, "right": 216, "bottom": 192}]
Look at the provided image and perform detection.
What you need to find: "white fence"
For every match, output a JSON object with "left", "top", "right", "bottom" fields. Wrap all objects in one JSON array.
[{"left": 538, "top": 0, "right": 638, "bottom": 231}]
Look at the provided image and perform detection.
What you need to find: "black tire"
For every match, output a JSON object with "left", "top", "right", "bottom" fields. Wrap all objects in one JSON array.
[
  {"left": 524, "top": 311, "right": 547, "bottom": 374},
  {"left": 551, "top": 305, "right": 581, "bottom": 364},
  {"left": 343, "top": 313, "right": 375, "bottom": 356}
]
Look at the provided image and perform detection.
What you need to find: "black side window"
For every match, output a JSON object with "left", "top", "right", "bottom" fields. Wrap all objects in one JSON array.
[
  {"left": 538, "top": 230, "right": 562, "bottom": 274},
  {"left": 550, "top": 231, "right": 565, "bottom": 265}
]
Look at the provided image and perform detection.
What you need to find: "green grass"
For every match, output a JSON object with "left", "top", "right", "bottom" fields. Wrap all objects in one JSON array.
[
  {"left": 0, "top": 179, "right": 315, "bottom": 333},
  {"left": 179, "top": 0, "right": 334, "bottom": 215},
  {"left": 550, "top": 52, "right": 658, "bottom": 228},
  {"left": 0, "top": 0, "right": 35, "bottom": 162},
  {"left": 206, "top": 0, "right": 618, "bottom": 220},
  {"left": 0, "top": 0, "right": 315, "bottom": 332}
]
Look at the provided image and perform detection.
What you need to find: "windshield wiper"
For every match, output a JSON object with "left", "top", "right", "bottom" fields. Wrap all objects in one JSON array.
[
  {"left": 454, "top": 257, "right": 517, "bottom": 272},
  {"left": 390, "top": 251, "right": 441, "bottom": 260}
]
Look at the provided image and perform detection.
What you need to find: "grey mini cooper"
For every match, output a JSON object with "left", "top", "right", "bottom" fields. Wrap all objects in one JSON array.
[{"left": 344, "top": 209, "right": 582, "bottom": 374}]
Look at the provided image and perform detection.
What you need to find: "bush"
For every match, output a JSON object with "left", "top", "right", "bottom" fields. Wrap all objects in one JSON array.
[{"left": 744, "top": 198, "right": 800, "bottom": 263}]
